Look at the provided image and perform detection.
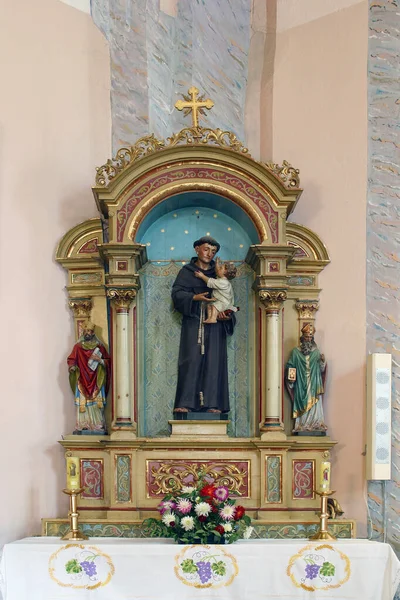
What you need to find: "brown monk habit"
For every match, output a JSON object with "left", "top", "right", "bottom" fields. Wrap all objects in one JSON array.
[{"left": 172, "top": 257, "right": 236, "bottom": 413}]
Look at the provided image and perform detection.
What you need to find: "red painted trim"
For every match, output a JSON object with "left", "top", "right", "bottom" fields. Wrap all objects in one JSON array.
[
  {"left": 133, "top": 306, "right": 137, "bottom": 423},
  {"left": 258, "top": 307, "right": 262, "bottom": 423},
  {"left": 109, "top": 308, "right": 114, "bottom": 422},
  {"left": 281, "top": 306, "right": 285, "bottom": 425},
  {"left": 116, "top": 165, "right": 277, "bottom": 243}
]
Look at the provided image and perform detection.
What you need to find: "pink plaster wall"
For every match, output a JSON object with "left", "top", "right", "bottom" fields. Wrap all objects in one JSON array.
[
  {"left": 266, "top": 2, "right": 368, "bottom": 533},
  {"left": 0, "top": 0, "right": 368, "bottom": 545},
  {"left": 0, "top": 0, "right": 110, "bottom": 547}
]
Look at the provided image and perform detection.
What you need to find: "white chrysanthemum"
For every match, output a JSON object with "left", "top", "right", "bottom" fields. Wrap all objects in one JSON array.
[
  {"left": 223, "top": 523, "right": 232, "bottom": 532},
  {"left": 219, "top": 504, "right": 236, "bottom": 521},
  {"left": 181, "top": 486, "right": 195, "bottom": 494},
  {"left": 181, "top": 516, "right": 195, "bottom": 531},
  {"left": 162, "top": 512, "right": 176, "bottom": 526},
  {"left": 243, "top": 526, "right": 254, "bottom": 539},
  {"left": 194, "top": 502, "right": 211, "bottom": 517}
]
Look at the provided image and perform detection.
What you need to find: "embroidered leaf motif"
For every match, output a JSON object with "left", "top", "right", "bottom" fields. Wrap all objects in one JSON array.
[
  {"left": 320, "top": 561, "right": 335, "bottom": 577},
  {"left": 212, "top": 561, "right": 226, "bottom": 576},
  {"left": 181, "top": 559, "right": 198, "bottom": 574},
  {"left": 65, "top": 559, "right": 82, "bottom": 574}
]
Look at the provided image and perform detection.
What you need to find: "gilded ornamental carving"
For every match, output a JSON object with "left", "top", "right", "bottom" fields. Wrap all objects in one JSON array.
[
  {"left": 95, "top": 128, "right": 250, "bottom": 187},
  {"left": 147, "top": 461, "right": 249, "bottom": 497},
  {"left": 259, "top": 290, "right": 287, "bottom": 312},
  {"left": 265, "top": 160, "right": 300, "bottom": 189},
  {"left": 295, "top": 301, "right": 320, "bottom": 320},
  {"left": 68, "top": 298, "right": 93, "bottom": 319},
  {"left": 107, "top": 289, "right": 137, "bottom": 311}
]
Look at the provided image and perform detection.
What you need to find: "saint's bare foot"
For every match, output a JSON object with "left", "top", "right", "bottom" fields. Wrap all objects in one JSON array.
[
  {"left": 207, "top": 409, "right": 221, "bottom": 413},
  {"left": 174, "top": 407, "right": 189, "bottom": 412}
]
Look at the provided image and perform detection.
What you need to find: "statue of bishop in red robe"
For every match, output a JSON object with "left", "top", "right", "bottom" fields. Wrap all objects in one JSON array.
[{"left": 67, "top": 321, "right": 111, "bottom": 434}]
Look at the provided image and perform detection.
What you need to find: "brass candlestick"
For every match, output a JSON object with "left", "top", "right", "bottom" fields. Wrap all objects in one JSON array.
[
  {"left": 309, "top": 490, "right": 337, "bottom": 541},
  {"left": 61, "top": 488, "right": 88, "bottom": 541}
]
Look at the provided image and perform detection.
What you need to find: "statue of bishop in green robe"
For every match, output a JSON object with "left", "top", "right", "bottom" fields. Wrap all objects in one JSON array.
[{"left": 285, "top": 323, "right": 327, "bottom": 434}]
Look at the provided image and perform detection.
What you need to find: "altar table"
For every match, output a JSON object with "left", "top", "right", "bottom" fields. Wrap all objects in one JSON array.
[{"left": 1, "top": 537, "right": 399, "bottom": 600}]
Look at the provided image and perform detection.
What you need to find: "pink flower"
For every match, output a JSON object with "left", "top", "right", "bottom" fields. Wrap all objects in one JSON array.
[
  {"left": 219, "top": 504, "right": 236, "bottom": 521},
  {"left": 176, "top": 498, "right": 193, "bottom": 514},
  {"left": 158, "top": 500, "right": 176, "bottom": 514},
  {"left": 214, "top": 486, "right": 229, "bottom": 502}
]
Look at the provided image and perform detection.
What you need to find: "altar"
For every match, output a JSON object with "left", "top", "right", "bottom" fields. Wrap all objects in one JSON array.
[
  {"left": 42, "top": 87, "right": 346, "bottom": 539},
  {"left": 1, "top": 538, "right": 400, "bottom": 599}
]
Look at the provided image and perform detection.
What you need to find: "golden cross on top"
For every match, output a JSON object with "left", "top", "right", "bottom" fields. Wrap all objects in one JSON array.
[{"left": 175, "top": 87, "right": 214, "bottom": 128}]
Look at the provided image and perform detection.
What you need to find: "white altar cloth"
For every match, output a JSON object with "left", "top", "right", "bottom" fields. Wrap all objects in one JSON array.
[{"left": 1, "top": 537, "right": 400, "bottom": 600}]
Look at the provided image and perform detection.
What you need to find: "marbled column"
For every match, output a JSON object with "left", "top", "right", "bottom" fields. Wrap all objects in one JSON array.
[
  {"left": 259, "top": 290, "right": 287, "bottom": 433},
  {"left": 367, "top": 0, "right": 400, "bottom": 561},
  {"left": 91, "top": 0, "right": 251, "bottom": 151},
  {"left": 107, "top": 289, "right": 137, "bottom": 437}
]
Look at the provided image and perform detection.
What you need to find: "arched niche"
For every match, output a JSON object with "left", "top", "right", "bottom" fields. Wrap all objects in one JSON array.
[{"left": 136, "top": 190, "right": 260, "bottom": 262}]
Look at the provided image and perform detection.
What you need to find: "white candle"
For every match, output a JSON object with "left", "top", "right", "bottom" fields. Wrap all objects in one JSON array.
[
  {"left": 320, "top": 461, "right": 331, "bottom": 491},
  {"left": 66, "top": 456, "right": 80, "bottom": 490}
]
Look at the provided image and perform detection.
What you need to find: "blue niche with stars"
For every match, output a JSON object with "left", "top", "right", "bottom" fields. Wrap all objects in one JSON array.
[{"left": 136, "top": 191, "right": 259, "bottom": 261}]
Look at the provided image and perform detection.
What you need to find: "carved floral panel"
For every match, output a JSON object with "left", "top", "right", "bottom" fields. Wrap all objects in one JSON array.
[
  {"left": 80, "top": 460, "right": 104, "bottom": 499},
  {"left": 265, "top": 455, "right": 282, "bottom": 503},
  {"left": 115, "top": 455, "right": 131, "bottom": 503},
  {"left": 146, "top": 460, "right": 250, "bottom": 497},
  {"left": 292, "top": 460, "right": 315, "bottom": 500}
]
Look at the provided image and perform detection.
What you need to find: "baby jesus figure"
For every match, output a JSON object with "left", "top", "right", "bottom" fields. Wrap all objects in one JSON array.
[{"left": 195, "top": 258, "right": 237, "bottom": 323}]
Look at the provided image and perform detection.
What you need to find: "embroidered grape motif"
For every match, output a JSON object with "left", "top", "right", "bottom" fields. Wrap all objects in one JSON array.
[
  {"left": 305, "top": 564, "right": 321, "bottom": 580},
  {"left": 196, "top": 561, "right": 212, "bottom": 584},
  {"left": 80, "top": 560, "right": 97, "bottom": 577}
]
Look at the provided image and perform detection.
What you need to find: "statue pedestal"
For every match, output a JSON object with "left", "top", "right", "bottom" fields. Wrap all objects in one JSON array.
[{"left": 168, "top": 420, "right": 229, "bottom": 437}]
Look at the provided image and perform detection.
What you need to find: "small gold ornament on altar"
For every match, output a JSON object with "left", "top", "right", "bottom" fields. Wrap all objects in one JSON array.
[
  {"left": 310, "top": 459, "right": 336, "bottom": 541},
  {"left": 61, "top": 454, "right": 88, "bottom": 541}
]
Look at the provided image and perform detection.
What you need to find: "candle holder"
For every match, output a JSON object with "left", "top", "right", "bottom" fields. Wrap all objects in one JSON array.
[
  {"left": 309, "top": 490, "right": 337, "bottom": 541},
  {"left": 61, "top": 488, "right": 88, "bottom": 541}
]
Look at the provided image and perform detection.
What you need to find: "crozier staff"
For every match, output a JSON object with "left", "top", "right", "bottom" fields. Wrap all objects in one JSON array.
[{"left": 172, "top": 236, "right": 236, "bottom": 414}]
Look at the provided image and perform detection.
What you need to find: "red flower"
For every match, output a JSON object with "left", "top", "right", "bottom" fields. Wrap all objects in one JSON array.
[
  {"left": 234, "top": 505, "right": 245, "bottom": 520},
  {"left": 215, "top": 525, "right": 225, "bottom": 535},
  {"left": 200, "top": 484, "right": 216, "bottom": 498},
  {"left": 206, "top": 500, "right": 218, "bottom": 513},
  {"left": 198, "top": 515, "right": 207, "bottom": 522}
]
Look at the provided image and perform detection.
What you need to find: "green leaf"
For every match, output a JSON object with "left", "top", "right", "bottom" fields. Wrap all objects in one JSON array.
[
  {"left": 320, "top": 562, "right": 335, "bottom": 577},
  {"left": 65, "top": 559, "right": 82, "bottom": 574},
  {"left": 181, "top": 559, "right": 198, "bottom": 574},
  {"left": 212, "top": 561, "right": 226, "bottom": 576}
]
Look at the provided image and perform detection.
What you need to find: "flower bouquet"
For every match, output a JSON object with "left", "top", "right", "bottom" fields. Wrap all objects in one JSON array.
[{"left": 143, "top": 477, "right": 252, "bottom": 544}]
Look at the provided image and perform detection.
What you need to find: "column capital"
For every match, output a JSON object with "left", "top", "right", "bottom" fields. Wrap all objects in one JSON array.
[
  {"left": 259, "top": 290, "right": 287, "bottom": 313},
  {"left": 295, "top": 300, "right": 319, "bottom": 320},
  {"left": 68, "top": 298, "right": 93, "bottom": 319},
  {"left": 107, "top": 288, "right": 136, "bottom": 312}
]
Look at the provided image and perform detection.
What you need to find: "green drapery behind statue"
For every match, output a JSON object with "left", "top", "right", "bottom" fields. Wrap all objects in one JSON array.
[{"left": 137, "top": 262, "right": 255, "bottom": 437}]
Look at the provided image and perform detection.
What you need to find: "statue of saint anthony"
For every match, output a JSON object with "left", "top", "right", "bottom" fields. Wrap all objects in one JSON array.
[{"left": 172, "top": 236, "right": 236, "bottom": 414}]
